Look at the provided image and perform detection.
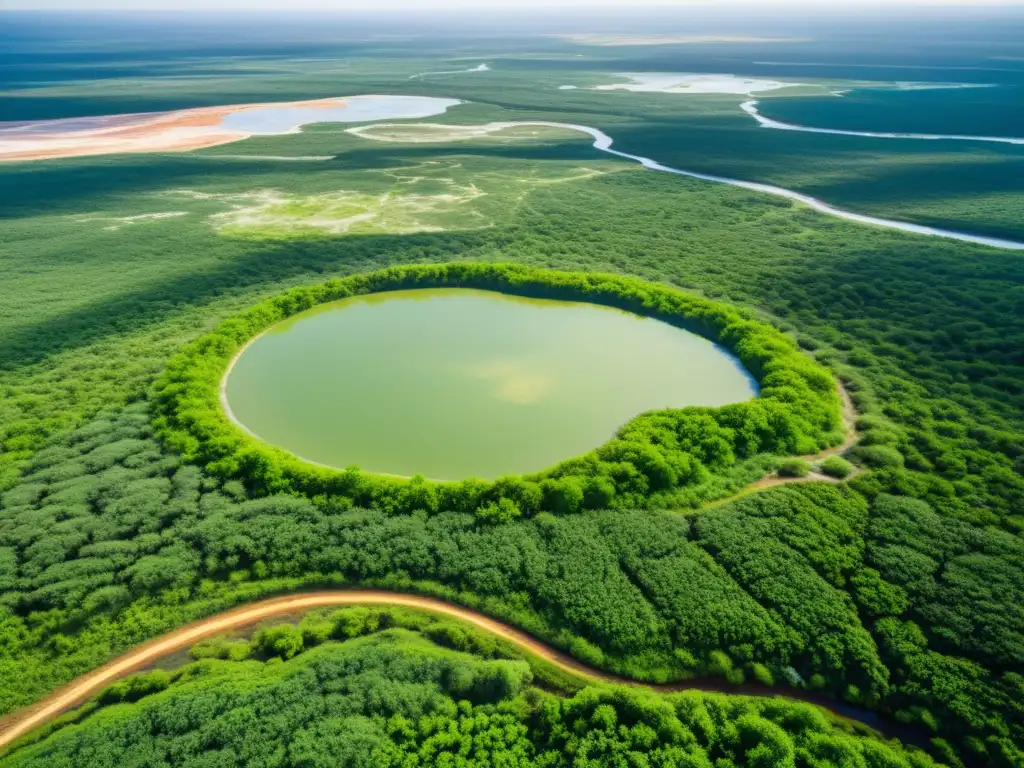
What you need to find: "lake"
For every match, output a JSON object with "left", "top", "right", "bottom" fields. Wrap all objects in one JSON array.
[
  {"left": 219, "top": 95, "right": 460, "bottom": 135},
  {"left": 223, "top": 288, "right": 758, "bottom": 480}
]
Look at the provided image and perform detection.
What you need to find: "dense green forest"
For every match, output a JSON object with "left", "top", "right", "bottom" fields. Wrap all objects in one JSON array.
[
  {"left": 1, "top": 405, "right": 1020, "bottom": 764},
  {"left": 4, "top": 608, "right": 943, "bottom": 767},
  {"left": 1, "top": 24, "right": 1023, "bottom": 767}
]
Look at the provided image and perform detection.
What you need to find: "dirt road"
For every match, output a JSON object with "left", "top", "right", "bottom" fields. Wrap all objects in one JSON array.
[
  {"left": 0, "top": 590, "right": 594, "bottom": 749},
  {"left": 0, "top": 588, "right": 902, "bottom": 751}
]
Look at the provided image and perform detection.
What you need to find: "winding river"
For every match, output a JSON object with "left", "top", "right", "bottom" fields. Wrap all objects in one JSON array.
[
  {"left": 352, "top": 118, "right": 1024, "bottom": 251},
  {"left": 741, "top": 99, "right": 1024, "bottom": 146},
  {"left": 5, "top": 92, "right": 1023, "bottom": 250},
  {"left": 524, "top": 119, "right": 1024, "bottom": 250},
  {"left": 409, "top": 63, "right": 490, "bottom": 79}
]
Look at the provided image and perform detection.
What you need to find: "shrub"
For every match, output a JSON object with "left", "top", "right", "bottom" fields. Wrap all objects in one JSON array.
[
  {"left": 818, "top": 456, "right": 853, "bottom": 479},
  {"left": 858, "top": 429, "right": 901, "bottom": 447},
  {"left": 707, "top": 650, "right": 734, "bottom": 677},
  {"left": 475, "top": 498, "right": 521, "bottom": 524},
  {"left": 725, "top": 667, "right": 746, "bottom": 685},
  {"left": 299, "top": 619, "right": 334, "bottom": 647},
  {"left": 189, "top": 638, "right": 252, "bottom": 661},
  {"left": 330, "top": 607, "right": 380, "bottom": 639},
  {"left": 777, "top": 459, "right": 811, "bottom": 478},
  {"left": 673, "top": 648, "right": 698, "bottom": 671},
  {"left": 568, "top": 636, "right": 605, "bottom": 667},
  {"left": 749, "top": 663, "right": 774, "bottom": 686},
  {"left": 852, "top": 445, "right": 905, "bottom": 469},
  {"left": 850, "top": 568, "right": 909, "bottom": 617},
  {"left": 253, "top": 625, "right": 305, "bottom": 659},
  {"left": 98, "top": 670, "right": 173, "bottom": 705},
  {"left": 426, "top": 623, "right": 471, "bottom": 652}
]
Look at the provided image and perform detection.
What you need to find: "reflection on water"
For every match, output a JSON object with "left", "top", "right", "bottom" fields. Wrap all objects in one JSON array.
[
  {"left": 225, "top": 288, "right": 758, "bottom": 480},
  {"left": 465, "top": 359, "right": 555, "bottom": 405}
]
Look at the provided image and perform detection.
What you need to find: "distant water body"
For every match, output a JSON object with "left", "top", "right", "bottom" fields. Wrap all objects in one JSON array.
[
  {"left": 219, "top": 95, "right": 460, "bottom": 135},
  {"left": 5, "top": 92, "right": 1020, "bottom": 250},
  {"left": 218, "top": 91, "right": 1022, "bottom": 250},
  {"left": 741, "top": 99, "right": 1024, "bottom": 146},
  {"left": 353, "top": 118, "right": 1024, "bottom": 251}
]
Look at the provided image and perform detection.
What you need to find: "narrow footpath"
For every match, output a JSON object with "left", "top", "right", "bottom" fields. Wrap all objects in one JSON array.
[{"left": 703, "top": 380, "right": 860, "bottom": 511}]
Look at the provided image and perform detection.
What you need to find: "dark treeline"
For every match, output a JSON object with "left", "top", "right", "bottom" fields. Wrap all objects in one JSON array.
[
  {"left": 1, "top": 406, "right": 1020, "bottom": 765},
  {"left": 153, "top": 263, "right": 843, "bottom": 516},
  {"left": 4, "top": 610, "right": 942, "bottom": 768}
]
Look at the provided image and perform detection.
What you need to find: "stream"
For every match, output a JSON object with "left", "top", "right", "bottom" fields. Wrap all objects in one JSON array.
[
  {"left": 741, "top": 99, "right": 1024, "bottom": 146},
  {"left": 508, "top": 120, "right": 1024, "bottom": 251}
]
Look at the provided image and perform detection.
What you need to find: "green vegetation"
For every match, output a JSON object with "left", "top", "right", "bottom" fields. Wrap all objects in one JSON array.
[
  {"left": 154, "top": 262, "right": 841, "bottom": 513},
  {"left": 777, "top": 458, "right": 812, "bottom": 478},
  {"left": 5, "top": 24, "right": 1021, "bottom": 239},
  {"left": 2, "top": 406, "right": 1021, "bottom": 764},
  {"left": 4, "top": 610, "right": 941, "bottom": 768},
  {"left": 1, "top": 29, "right": 1023, "bottom": 767},
  {"left": 820, "top": 456, "right": 855, "bottom": 479}
]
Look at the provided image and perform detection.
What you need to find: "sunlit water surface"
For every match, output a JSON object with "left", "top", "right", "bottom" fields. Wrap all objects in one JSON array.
[
  {"left": 224, "top": 288, "right": 758, "bottom": 480},
  {"left": 219, "top": 95, "right": 460, "bottom": 134}
]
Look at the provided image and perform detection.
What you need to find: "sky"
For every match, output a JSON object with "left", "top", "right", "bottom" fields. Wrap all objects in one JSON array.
[{"left": 7, "top": 0, "right": 1024, "bottom": 9}]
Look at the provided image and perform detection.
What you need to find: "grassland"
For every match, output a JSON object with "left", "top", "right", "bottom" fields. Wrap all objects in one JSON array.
[{"left": 0, "top": 22, "right": 1023, "bottom": 768}]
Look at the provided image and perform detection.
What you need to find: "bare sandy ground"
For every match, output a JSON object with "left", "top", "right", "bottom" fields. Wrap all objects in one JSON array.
[
  {"left": 595, "top": 73, "right": 806, "bottom": 95},
  {"left": 0, "top": 97, "right": 348, "bottom": 163}
]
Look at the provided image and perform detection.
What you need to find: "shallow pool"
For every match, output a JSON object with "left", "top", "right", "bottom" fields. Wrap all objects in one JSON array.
[
  {"left": 224, "top": 288, "right": 758, "bottom": 480},
  {"left": 219, "top": 95, "right": 461, "bottom": 135}
]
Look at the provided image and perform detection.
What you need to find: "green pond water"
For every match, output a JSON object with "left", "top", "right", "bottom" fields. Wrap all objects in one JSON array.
[{"left": 224, "top": 288, "right": 758, "bottom": 481}]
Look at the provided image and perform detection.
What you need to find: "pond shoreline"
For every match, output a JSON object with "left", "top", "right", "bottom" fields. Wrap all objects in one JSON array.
[{"left": 220, "top": 287, "right": 757, "bottom": 481}]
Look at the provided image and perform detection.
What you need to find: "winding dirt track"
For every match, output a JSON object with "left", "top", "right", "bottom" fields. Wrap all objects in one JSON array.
[
  {"left": 750, "top": 379, "right": 860, "bottom": 488},
  {"left": 704, "top": 380, "right": 859, "bottom": 510},
  {"left": 0, "top": 589, "right": 885, "bottom": 751}
]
